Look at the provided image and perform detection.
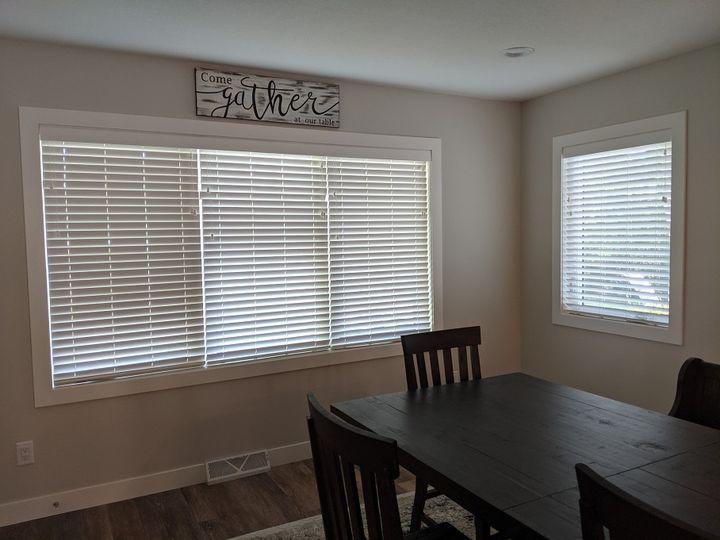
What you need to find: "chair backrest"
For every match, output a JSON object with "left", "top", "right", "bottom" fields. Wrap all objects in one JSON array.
[
  {"left": 575, "top": 464, "right": 714, "bottom": 540},
  {"left": 401, "top": 326, "right": 482, "bottom": 390},
  {"left": 307, "top": 393, "right": 403, "bottom": 540},
  {"left": 669, "top": 358, "right": 720, "bottom": 429}
]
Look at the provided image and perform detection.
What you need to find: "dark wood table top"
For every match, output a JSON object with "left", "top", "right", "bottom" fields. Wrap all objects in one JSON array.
[{"left": 331, "top": 373, "right": 720, "bottom": 539}]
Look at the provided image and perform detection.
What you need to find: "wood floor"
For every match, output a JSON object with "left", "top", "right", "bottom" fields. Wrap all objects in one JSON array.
[{"left": 0, "top": 460, "right": 416, "bottom": 540}]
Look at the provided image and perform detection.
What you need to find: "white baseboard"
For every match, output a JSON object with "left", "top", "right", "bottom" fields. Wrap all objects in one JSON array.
[
  {"left": 0, "top": 440, "right": 311, "bottom": 528},
  {"left": 268, "top": 440, "right": 311, "bottom": 467}
]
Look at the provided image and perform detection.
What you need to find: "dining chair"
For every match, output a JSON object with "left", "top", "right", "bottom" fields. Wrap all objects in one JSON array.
[
  {"left": 575, "top": 463, "right": 715, "bottom": 540},
  {"left": 401, "top": 326, "right": 483, "bottom": 391},
  {"left": 401, "top": 327, "right": 491, "bottom": 539},
  {"left": 669, "top": 358, "right": 720, "bottom": 429},
  {"left": 306, "top": 393, "right": 468, "bottom": 540}
]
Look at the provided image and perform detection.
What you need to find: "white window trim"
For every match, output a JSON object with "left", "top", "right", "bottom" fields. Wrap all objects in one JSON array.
[
  {"left": 20, "top": 107, "right": 443, "bottom": 407},
  {"left": 552, "top": 112, "right": 686, "bottom": 345}
]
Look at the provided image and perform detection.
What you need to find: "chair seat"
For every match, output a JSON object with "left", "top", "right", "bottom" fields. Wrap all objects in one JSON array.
[{"left": 405, "top": 522, "right": 469, "bottom": 540}]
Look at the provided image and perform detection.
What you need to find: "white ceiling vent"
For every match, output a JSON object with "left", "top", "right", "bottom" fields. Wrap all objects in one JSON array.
[{"left": 205, "top": 450, "right": 270, "bottom": 485}]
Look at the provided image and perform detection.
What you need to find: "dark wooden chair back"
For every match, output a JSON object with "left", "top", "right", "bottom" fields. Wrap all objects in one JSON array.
[
  {"left": 575, "top": 464, "right": 714, "bottom": 540},
  {"left": 307, "top": 393, "right": 403, "bottom": 540},
  {"left": 670, "top": 358, "right": 720, "bottom": 429},
  {"left": 401, "top": 326, "right": 482, "bottom": 390}
]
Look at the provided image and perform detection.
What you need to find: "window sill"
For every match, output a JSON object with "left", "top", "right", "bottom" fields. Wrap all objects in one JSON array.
[
  {"left": 552, "top": 310, "right": 682, "bottom": 345},
  {"left": 34, "top": 342, "right": 403, "bottom": 407}
]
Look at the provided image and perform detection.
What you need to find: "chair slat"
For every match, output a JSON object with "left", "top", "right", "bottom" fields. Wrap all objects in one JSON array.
[
  {"left": 324, "top": 447, "right": 352, "bottom": 538},
  {"left": 403, "top": 352, "right": 418, "bottom": 391},
  {"left": 341, "top": 457, "right": 365, "bottom": 540},
  {"left": 442, "top": 348, "right": 454, "bottom": 384},
  {"left": 458, "top": 346, "right": 469, "bottom": 382},
  {"left": 428, "top": 349, "right": 442, "bottom": 386},
  {"left": 415, "top": 352, "right": 429, "bottom": 388},
  {"left": 470, "top": 345, "right": 482, "bottom": 379},
  {"left": 376, "top": 474, "right": 402, "bottom": 539},
  {"left": 321, "top": 448, "right": 345, "bottom": 538},
  {"left": 578, "top": 497, "right": 604, "bottom": 540},
  {"left": 360, "top": 468, "right": 382, "bottom": 540},
  {"left": 308, "top": 419, "right": 337, "bottom": 538}
]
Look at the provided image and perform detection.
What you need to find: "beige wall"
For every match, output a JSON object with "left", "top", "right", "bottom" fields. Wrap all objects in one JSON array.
[
  {"left": 0, "top": 38, "right": 521, "bottom": 503},
  {"left": 521, "top": 44, "right": 720, "bottom": 413}
]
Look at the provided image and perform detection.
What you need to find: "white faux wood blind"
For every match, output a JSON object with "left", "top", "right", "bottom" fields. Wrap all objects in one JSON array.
[
  {"left": 41, "top": 141, "right": 205, "bottom": 385},
  {"left": 328, "top": 158, "right": 431, "bottom": 346},
  {"left": 40, "top": 141, "right": 432, "bottom": 386},
  {"left": 561, "top": 141, "right": 672, "bottom": 325},
  {"left": 199, "top": 150, "right": 330, "bottom": 364}
]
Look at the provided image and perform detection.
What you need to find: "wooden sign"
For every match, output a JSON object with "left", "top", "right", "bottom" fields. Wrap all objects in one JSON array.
[{"left": 195, "top": 67, "right": 340, "bottom": 128}]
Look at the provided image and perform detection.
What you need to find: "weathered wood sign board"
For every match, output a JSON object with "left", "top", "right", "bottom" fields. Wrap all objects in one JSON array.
[{"left": 195, "top": 67, "right": 340, "bottom": 128}]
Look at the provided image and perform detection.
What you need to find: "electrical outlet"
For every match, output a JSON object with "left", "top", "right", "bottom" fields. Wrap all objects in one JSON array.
[{"left": 16, "top": 440, "right": 34, "bottom": 465}]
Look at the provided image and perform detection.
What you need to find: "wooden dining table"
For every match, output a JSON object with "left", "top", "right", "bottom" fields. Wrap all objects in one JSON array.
[{"left": 331, "top": 373, "right": 720, "bottom": 539}]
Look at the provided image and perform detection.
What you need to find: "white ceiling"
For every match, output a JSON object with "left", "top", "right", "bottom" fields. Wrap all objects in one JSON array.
[{"left": 1, "top": 0, "right": 719, "bottom": 100}]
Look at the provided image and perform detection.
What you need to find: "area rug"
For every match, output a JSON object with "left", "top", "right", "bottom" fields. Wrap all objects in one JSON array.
[{"left": 233, "top": 492, "right": 476, "bottom": 539}]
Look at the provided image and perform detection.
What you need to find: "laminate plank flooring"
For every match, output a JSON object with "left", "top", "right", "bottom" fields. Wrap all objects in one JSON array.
[{"left": 0, "top": 460, "right": 416, "bottom": 540}]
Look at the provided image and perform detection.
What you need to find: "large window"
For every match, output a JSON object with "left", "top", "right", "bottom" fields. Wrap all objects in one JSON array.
[
  {"left": 552, "top": 112, "right": 686, "bottom": 344},
  {"left": 21, "top": 108, "right": 441, "bottom": 405}
]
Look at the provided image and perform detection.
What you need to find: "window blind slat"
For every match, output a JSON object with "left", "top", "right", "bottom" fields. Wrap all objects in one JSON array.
[{"left": 561, "top": 141, "right": 672, "bottom": 325}]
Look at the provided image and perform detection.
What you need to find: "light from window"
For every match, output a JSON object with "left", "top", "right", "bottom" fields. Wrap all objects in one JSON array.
[
  {"left": 560, "top": 141, "right": 672, "bottom": 326},
  {"left": 40, "top": 141, "right": 432, "bottom": 386}
]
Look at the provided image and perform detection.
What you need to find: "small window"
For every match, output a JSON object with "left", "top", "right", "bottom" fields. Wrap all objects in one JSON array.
[{"left": 552, "top": 112, "right": 686, "bottom": 344}]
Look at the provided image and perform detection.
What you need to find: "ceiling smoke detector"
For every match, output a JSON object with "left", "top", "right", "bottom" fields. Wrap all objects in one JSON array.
[{"left": 502, "top": 46, "right": 535, "bottom": 58}]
